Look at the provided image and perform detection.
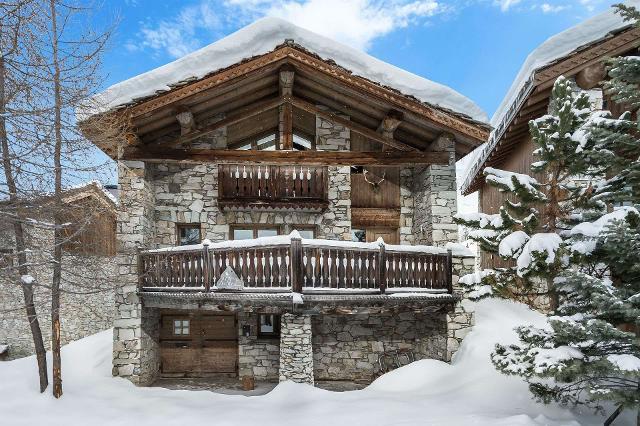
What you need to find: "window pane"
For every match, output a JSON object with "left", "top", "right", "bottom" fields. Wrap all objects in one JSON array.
[
  {"left": 256, "top": 134, "right": 277, "bottom": 151},
  {"left": 257, "top": 229, "right": 278, "bottom": 238},
  {"left": 179, "top": 226, "right": 201, "bottom": 245},
  {"left": 351, "top": 229, "right": 366, "bottom": 242},
  {"left": 292, "top": 134, "right": 312, "bottom": 151},
  {"left": 294, "top": 229, "right": 314, "bottom": 239},
  {"left": 260, "top": 314, "right": 275, "bottom": 333},
  {"left": 233, "top": 229, "right": 254, "bottom": 240}
]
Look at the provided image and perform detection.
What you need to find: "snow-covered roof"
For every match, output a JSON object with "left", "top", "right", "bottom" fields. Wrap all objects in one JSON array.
[
  {"left": 88, "top": 17, "right": 487, "bottom": 123},
  {"left": 65, "top": 180, "right": 118, "bottom": 205},
  {"left": 462, "top": 2, "right": 639, "bottom": 193}
]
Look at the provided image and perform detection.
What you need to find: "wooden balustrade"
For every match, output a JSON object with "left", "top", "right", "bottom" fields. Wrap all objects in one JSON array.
[
  {"left": 138, "top": 238, "right": 453, "bottom": 294},
  {"left": 218, "top": 164, "right": 328, "bottom": 208}
]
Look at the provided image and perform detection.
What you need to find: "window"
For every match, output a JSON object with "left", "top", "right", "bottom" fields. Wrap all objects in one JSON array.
[
  {"left": 231, "top": 225, "right": 281, "bottom": 240},
  {"left": 258, "top": 314, "right": 280, "bottom": 338},
  {"left": 351, "top": 229, "right": 366, "bottom": 242},
  {"left": 177, "top": 224, "right": 201, "bottom": 246},
  {"left": 173, "top": 319, "right": 190, "bottom": 336},
  {"left": 292, "top": 226, "right": 315, "bottom": 239}
]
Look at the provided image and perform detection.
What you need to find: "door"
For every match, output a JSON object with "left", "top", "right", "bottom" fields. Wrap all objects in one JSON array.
[{"left": 160, "top": 311, "right": 237, "bottom": 377}]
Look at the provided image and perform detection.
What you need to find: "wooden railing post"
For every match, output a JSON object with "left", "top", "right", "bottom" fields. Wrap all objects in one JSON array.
[
  {"left": 136, "top": 246, "right": 144, "bottom": 291},
  {"left": 290, "top": 235, "right": 303, "bottom": 293},
  {"left": 378, "top": 241, "right": 386, "bottom": 294},
  {"left": 446, "top": 249, "right": 453, "bottom": 294},
  {"left": 203, "top": 242, "right": 211, "bottom": 292}
]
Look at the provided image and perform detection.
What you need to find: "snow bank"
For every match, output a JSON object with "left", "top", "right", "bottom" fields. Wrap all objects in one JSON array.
[
  {"left": 1, "top": 299, "right": 625, "bottom": 426},
  {"left": 85, "top": 17, "right": 487, "bottom": 123}
]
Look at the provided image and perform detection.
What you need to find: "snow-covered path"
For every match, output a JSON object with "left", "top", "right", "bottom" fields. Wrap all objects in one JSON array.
[{"left": 0, "top": 300, "right": 631, "bottom": 426}]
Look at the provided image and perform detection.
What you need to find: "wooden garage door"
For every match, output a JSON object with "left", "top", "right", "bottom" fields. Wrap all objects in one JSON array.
[{"left": 160, "top": 312, "right": 237, "bottom": 376}]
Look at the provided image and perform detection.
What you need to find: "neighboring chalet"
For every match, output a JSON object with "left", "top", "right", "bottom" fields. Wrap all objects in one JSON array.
[
  {"left": 81, "top": 18, "right": 489, "bottom": 387},
  {"left": 0, "top": 182, "right": 117, "bottom": 359},
  {"left": 461, "top": 7, "right": 640, "bottom": 269}
]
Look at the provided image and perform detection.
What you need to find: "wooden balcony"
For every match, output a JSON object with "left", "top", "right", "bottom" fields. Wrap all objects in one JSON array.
[
  {"left": 218, "top": 164, "right": 328, "bottom": 210},
  {"left": 137, "top": 236, "right": 453, "bottom": 295}
]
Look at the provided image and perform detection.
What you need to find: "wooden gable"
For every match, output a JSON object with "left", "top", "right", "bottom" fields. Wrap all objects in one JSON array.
[{"left": 89, "top": 43, "right": 489, "bottom": 167}]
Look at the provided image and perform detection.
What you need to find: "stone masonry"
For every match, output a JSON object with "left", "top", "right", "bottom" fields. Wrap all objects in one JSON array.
[
  {"left": 238, "top": 312, "right": 280, "bottom": 381},
  {"left": 279, "top": 313, "right": 314, "bottom": 384},
  {"left": 412, "top": 135, "right": 458, "bottom": 247},
  {"left": 312, "top": 311, "right": 447, "bottom": 382},
  {"left": 447, "top": 253, "right": 477, "bottom": 361}
]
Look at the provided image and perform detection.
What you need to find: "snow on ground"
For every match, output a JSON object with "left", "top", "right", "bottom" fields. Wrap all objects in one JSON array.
[{"left": 1, "top": 299, "right": 632, "bottom": 425}]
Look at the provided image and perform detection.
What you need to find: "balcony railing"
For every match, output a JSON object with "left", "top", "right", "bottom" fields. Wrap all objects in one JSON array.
[
  {"left": 218, "top": 164, "right": 328, "bottom": 209},
  {"left": 137, "top": 235, "right": 453, "bottom": 294}
]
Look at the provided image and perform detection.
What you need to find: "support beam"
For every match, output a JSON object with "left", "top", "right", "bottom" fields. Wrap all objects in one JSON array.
[
  {"left": 175, "top": 107, "right": 195, "bottom": 135},
  {"left": 279, "top": 66, "right": 295, "bottom": 149},
  {"left": 289, "top": 96, "right": 418, "bottom": 152},
  {"left": 124, "top": 147, "right": 449, "bottom": 166},
  {"left": 154, "top": 96, "right": 285, "bottom": 149},
  {"left": 377, "top": 110, "right": 404, "bottom": 138}
]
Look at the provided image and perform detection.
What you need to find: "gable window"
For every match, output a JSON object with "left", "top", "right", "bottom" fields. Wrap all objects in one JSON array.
[
  {"left": 258, "top": 314, "right": 280, "bottom": 338},
  {"left": 177, "top": 224, "right": 201, "bottom": 246},
  {"left": 351, "top": 229, "right": 366, "bottom": 243},
  {"left": 231, "top": 225, "right": 281, "bottom": 240},
  {"left": 173, "top": 319, "right": 190, "bottom": 336}
]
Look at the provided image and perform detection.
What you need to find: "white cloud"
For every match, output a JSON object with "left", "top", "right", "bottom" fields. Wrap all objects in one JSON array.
[
  {"left": 493, "top": 0, "right": 521, "bottom": 12},
  {"left": 540, "top": 3, "right": 567, "bottom": 13},
  {"left": 130, "top": 0, "right": 446, "bottom": 57},
  {"left": 228, "top": 0, "right": 444, "bottom": 50}
]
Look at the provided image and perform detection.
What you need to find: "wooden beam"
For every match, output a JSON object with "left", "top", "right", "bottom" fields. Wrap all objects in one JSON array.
[
  {"left": 279, "top": 67, "right": 295, "bottom": 149},
  {"left": 288, "top": 96, "right": 418, "bottom": 152},
  {"left": 152, "top": 96, "right": 285, "bottom": 149},
  {"left": 124, "top": 147, "right": 448, "bottom": 166},
  {"left": 377, "top": 110, "right": 404, "bottom": 138}
]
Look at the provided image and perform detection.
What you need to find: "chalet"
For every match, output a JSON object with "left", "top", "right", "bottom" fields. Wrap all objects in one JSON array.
[
  {"left": 81, "top": 18, "right": 489, "bottom": 387},
  {"left": 0, "top": 181, "right": 117, "bottom": 359},
  {"left": 461, "top": 7, "right": 640, "bottom": 269}
]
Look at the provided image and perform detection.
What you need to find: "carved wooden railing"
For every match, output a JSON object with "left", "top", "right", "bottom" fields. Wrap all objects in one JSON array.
[
  {"left": 138, "top": 236, "right": 453, "bottom": 294},
  {"left": 218, "top": 164, "right": 328, "bottom": 207}
]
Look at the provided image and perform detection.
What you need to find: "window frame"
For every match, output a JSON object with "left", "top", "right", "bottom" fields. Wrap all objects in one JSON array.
[
  {"left": 257, "top": 313, "right": 281, "bottom": 339},
  {"left": 229, "top": 224, "right": 283, "bottom": 240},
  {"left": 173, "top": 319, "right": 191, "bottom": 336},
  {"left": 176, "top": 223, "right": 202, "bottom": 246}
]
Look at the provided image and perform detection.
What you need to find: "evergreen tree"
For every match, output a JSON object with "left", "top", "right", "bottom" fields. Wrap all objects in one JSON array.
[
  {"left": 455, "top": 76, "right": 601, "bottom": 308},
  {"left": 489, "top": 5, "right": 640, "bottom": 422}
]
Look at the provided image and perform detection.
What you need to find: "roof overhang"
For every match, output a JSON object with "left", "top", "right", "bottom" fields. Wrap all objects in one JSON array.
[
  {"left": 82, "top": 43, "right": 490, "bottom": 162},
  {"left": 461, "top": 25, "right": 640, "bottom": 195}
]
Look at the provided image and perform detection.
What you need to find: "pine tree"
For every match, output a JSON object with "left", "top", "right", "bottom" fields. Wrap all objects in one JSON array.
[
  {"left": 455, "top": 76, "right": 601, "bottom": 309},
  {"left": 490, "top": 5, "right": 640, "bottom": 422}
]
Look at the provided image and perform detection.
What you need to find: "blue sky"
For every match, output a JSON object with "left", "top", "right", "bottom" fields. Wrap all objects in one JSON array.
[{"left": 92, "top": 0, "right": 616, "bottom": 183}]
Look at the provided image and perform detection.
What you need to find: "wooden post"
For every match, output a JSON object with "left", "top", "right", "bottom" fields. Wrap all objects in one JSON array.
[
  {"left": 203, "top": 242, "right": 211, "bottom": 292},
  {"left": 290, "top": 236, "right": 303, "bottom": 293},
  {"left": 446, "top": 249, "right": 453, "bottom": 294},
  {"left": 136, "top": 246, "right": 144, "bottom": 291},
  {"left": 378, "top": 242, "right": 386, "bottom": 294}
]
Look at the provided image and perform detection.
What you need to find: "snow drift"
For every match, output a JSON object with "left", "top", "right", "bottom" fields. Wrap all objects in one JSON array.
[{"left": 1, "top": 299, "right": 629, "bottom": 425}]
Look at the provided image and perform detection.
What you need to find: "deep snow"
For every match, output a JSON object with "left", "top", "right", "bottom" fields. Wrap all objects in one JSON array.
[{"left": 0, "top": 299, "right": 633, "bottom": 426}]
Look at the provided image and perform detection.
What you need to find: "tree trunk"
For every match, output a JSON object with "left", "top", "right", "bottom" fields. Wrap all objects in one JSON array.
[
  {"left": 0, "top": 55, "right": 49, "bottom": 393},
  {"left": 49, "top": 0, "right": 63, "bottom": 399}
]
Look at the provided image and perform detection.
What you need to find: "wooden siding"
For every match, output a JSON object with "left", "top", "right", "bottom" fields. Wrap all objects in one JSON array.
[{"left": 61, "top": 197, "right": 116, "bottom": 257}]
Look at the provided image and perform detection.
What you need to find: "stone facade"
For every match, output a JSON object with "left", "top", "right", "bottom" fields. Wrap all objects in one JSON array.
[
  {"left": 412, "top": 136, "right": 458, "bottom": 247},
  {"left": 447, "top": 254, "right": 477, "bottom": 361},
  {"left": 238, "top": 312, "right": 280, "bottom": 381},
  {"left": 279, "top": 313, "right": 314, "bottom": 384},
  {"left": 0, "top": 199, "right": 116, "bottom": 360},
  {"left": 111, "top": 103, "right": 476, "bottom": 386},
  {"left": 312, "top": 311, "right": 447, "bottom": 382}
]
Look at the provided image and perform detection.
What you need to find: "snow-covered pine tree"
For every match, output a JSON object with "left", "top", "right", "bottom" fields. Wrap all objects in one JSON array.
[
  {"left": 492, "top": 5, "right": 640, "bottom": 422},
  {"left": 455, "top": 76, "right": 601, "bottom": 309}
]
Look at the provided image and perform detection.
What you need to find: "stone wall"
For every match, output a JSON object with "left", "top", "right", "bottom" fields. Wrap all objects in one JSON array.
[
  {"left": 279, "top": 313, "right": 314, "bottom": 384},
  {"left": 238, "top": 312, "right": 280, "bottom": 381},
  {"left": 113, "top": 160, "right": 157, "bottom": 384},
  {"left": 0, "top": 219, "right": 116, "bottom": 360},
  {"left": 412, "top": 136, "right": 458, "bottom": 247},
  {"left": 312, "top": 311, "right": 447, "bottom": 382},
  {"left": 399, "top": 168, "right": 415, "bottom": 245},
  {"left": 0, "top": 258, "right": 115, "bottom": 360},
  {"left": 446, "top": 254, "right": 477, "bottom": 361}
]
